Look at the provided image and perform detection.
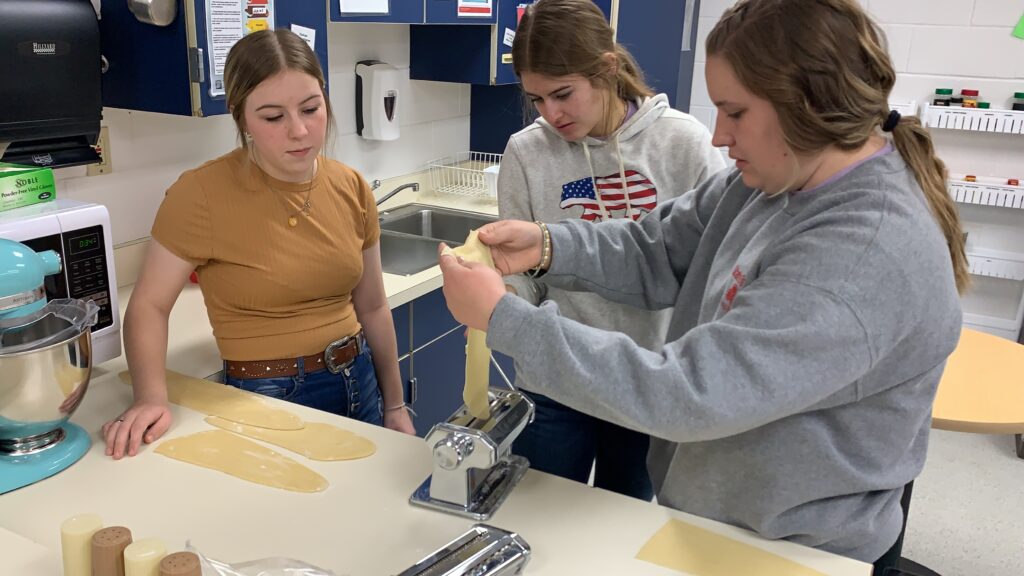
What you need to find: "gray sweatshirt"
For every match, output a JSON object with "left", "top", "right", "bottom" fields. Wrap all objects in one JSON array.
[
  {"left": 487, "top": 149, "right": 962, "bottom": 562},
  {"left": 499, "top": 94, "right": 724, "bottom": 356}
]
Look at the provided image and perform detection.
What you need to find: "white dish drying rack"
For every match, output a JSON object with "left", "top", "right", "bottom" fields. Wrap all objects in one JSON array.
[{"left": 427, "top": 151, "right": 502, "bottom": 198}]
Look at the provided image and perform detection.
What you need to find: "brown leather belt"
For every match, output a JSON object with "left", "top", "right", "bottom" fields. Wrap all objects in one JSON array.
[{"left": 225, "top": 331, "right": 365, "bottom": 380}]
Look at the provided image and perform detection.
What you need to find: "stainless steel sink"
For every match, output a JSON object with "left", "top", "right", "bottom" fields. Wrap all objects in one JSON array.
[
  {"left": 378, "top": 204, "right": 497, "bottom": 276},
  {"left": 379, "top": 232, "right": 447, "bottom": 276},
  {"left": 379, "top": 204, "right": 497, "bottom": 245}
]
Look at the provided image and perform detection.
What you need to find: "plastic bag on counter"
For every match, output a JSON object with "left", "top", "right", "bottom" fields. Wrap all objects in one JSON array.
[{"left": 187, "top": 541, "right": 339, "bottom": 576}]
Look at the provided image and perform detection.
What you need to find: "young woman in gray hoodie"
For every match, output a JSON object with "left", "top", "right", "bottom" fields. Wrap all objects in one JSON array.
[
  {"left": 497, "top": 0, "right": 724, "bottom": 501},
  {"left": 440, "top": 0, "right": 968, "bottom": 573}
]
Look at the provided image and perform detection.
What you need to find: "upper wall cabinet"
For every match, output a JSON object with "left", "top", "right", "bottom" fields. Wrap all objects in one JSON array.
[
  {"left": 330, "top": 0, "right": 424, "bottom": 23},
  {"left": 329, "top": 0, "right": 498, "bottom": 24},
  {"left": 410, "top": 0, "right": 612, "bottom": 86},
  {"left": 100, "top": 0, "right": 328, "bottom": 117}
]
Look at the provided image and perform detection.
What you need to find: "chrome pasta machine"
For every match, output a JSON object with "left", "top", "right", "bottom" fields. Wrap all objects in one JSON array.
[{"left": 409, "top": 388, "right": 535, "bottom": 520}]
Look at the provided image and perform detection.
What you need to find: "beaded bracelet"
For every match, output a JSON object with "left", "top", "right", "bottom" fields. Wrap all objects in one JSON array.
[{"left": 528, "top": 221, "right": 552, "bottom": 278}]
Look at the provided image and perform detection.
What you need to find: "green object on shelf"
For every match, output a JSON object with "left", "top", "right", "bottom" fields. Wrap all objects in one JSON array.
[
  {"left": 977, "top": 102, "right": 990, "bottom": 109},
  {"left": 0, "top": 163, "right": 56, "bottom": 213},
  {"left": 1014, "top": 12, "right": 1024, "bottom": 40},
  {"left": 935, "top": 88, "right": 953, "bottom": 95},
  {"left": 1015, "top": 92, "right": 1024, "bottom": 99}
]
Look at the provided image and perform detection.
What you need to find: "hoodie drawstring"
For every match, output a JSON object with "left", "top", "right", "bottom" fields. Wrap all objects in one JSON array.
[
  {"left": 614, "top": 136, "right": 633, "bottom": 220},
  {"left": 582, "top": 135, "right": 632, "bottom": 221}
]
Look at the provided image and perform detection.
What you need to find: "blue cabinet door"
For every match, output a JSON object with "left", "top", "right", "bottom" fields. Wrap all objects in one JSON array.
[
  {"left": 411, "top": 288, "right": 459, "bottom": 349},
  {"left": 489, "top": 350, "right": 516, "bottom": 389},
  {"left": 392, "top": 301, "right": 412, "bottom": 357},
  {"left": 408, "top": 288, "right": 464, "bottom": 436},
  {"left": 100, "top": 0, "right": 192, "bottom": 115},
  {"left": 413, "top": 0, "right": 612, "bottom": 86},
  {"left": 410, "top": 327, "right": 466, "bottom": 436},
  {"left": 330, "top": 0, "right": 425, "bottom": 23},
  {"left": 102, "top": 0, "right": 329, "bottom": 116},
  {"left": 193, "top": 0, "right": 330, "bottom": 116},
  {"left": 409, "top": 24, "right": 493, "bottom": 84},
  {"left": 425, "top": 0, "right": 497, "bottom": 24},
  {"left": 615, "top": 0, "right": 700, "bottom": 108}
]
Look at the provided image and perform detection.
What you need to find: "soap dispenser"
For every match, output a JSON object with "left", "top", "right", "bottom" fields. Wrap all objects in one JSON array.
[{"left": 355, "top": 60, "right": 403, "bottom": 141}]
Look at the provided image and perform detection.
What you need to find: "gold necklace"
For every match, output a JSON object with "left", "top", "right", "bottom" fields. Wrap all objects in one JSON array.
[{"left": 260, "top": 159, "right": 318, "bottom": 228}]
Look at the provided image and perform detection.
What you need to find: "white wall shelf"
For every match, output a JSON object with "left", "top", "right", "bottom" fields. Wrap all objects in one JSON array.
[
  {"left": 922, "top": 103, "right": 1024, "bottom": 134},
  {"left": 967, "top": 248, "right": 1024, "bottom": 282},
  {"left": 949, "top": 179, "right": 1024, "bottom": 210}
]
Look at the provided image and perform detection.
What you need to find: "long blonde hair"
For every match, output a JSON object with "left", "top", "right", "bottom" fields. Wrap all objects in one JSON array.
[
  {"left": 512, "top": 0, "right": 654, "bottom": 131},
  {"left": 706, "top": 0, "right": 969, "bottom": 293},
  {"left": 224, "top": 29, "right": 335, "bottom": 151}
]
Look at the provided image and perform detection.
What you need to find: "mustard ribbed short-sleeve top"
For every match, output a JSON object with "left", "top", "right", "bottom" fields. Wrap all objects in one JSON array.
[{"left": 152, "top": 148, "right": 380, "bottom": 361}]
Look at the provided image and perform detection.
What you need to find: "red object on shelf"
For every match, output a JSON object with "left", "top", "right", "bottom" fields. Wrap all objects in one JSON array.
[
  {"left": 1008, "top": 179, "right": 1020, "bottom": 187},
  {"left": 189, "top": 271, "right": 199, "bottom": 284},
  {"left": 964, "top": 175, "right": 977, "bottom": 182}
]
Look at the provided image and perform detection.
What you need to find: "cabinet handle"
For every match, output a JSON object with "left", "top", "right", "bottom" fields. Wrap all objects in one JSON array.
[
  {"left": 188, "top": 47, "right": 206, "bottom": 83},
  {"left": 407, "top": 377, "right": 418, "bottom": 406}
]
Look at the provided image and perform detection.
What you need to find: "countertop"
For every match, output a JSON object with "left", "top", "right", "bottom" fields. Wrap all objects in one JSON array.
[{"left": 0, "top": 188, "right": 872, "bottom": 576}]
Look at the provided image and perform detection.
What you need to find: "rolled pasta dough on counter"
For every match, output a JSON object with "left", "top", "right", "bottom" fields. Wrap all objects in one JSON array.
[
  {"left": 118, "top": 370, "right": 304, "bottom": 430},
  {"left": 155, "top": 430, "right": 328, "bottom": 493}
]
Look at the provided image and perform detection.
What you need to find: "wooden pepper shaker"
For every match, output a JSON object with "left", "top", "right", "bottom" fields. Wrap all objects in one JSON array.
[
  {"left": 158, "top": 551, "right": 202, "bottom": 576},
  {"left": 91, "top": 526, "right": 133, "bottom": 576}
]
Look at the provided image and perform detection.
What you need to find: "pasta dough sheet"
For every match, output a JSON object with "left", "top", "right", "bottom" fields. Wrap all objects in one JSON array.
[
  {"left": 442, "top": 230, "right": 495, "bottom": 420},
  {"left": 155, "top": 429, "right": 328, "bottom": 493},
  {"left": 118, "top": 369, "right": 304, "bottom": 430},
  {"left": 205, "top": 416, "right": 376, "bottom": 461},
  {"left": 636, "top": 519, "right": 828, "bottom": 576}
]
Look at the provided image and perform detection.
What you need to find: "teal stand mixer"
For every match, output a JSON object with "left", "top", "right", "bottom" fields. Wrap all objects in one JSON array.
[{"left": 0, "top": 237, "right": 99, "bottom": 494}]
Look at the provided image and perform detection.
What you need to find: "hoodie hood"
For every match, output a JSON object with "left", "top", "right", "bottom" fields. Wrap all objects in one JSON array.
[{"left": 535, "top": 93, "right": 672, "bottom": 147}]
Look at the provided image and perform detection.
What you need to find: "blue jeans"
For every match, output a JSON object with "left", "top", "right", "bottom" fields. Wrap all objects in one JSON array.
[
  {"left": 223, "top": 344, "right": 383, "bottom": 425},
  {"left": 512, "top": 390, "right": 653, "bottom": 501}
]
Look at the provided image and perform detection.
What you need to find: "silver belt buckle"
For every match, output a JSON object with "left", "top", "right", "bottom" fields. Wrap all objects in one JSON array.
[{"left": 325, "top": 334, "right": 359, "bottom": 374}]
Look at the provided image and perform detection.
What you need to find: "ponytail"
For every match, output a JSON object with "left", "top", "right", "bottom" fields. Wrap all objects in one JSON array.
[
  {"left": 611, "top": 44, "right": 654, "bottom": 101},
  {"left": 890, "top": 117, "right": 970, "bottom": 294}
]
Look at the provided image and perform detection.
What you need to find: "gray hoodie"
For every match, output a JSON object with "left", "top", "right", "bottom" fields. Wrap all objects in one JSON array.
[
  {"left": 499, "top": 94, "right": 724, "bottom": 355},
  {"left": 487, "top": 149, "right": 962, "bottom": 562}
]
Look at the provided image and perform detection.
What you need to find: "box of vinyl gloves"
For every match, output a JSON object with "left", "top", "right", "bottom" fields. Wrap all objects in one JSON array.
[{"left": 0, "top": 163, "right": 56, "bottom": 213}]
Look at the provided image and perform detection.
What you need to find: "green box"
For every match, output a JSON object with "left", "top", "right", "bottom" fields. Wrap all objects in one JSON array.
[{"left": 0, "top": 163, "right": 56, "bottom": 213}]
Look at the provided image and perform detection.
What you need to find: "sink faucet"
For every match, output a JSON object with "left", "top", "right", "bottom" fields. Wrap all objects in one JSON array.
[{"left": 376, "top": 182, "right": 420, "bottom": 206}]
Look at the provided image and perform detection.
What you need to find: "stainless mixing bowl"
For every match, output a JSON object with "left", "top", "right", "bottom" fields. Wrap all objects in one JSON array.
[{"left": 0, "top": 312, "right": 94, "bottom": 454}]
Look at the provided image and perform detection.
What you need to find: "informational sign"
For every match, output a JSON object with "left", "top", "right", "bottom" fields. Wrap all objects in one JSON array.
[
  {"left": 458, "top": 0, "right": 492, "bottom": 18},
  {"left": 291, "top": 24, "right": 316, "bottom": 51},
  {"left": 516, "top": 2, "right": 532, "bottom": 24},
  {"left": 206, "top": 0, "right": 275, "bottom": 97},
  {"left": 340, "top": 0, "right": 388, "bottom": 14}
]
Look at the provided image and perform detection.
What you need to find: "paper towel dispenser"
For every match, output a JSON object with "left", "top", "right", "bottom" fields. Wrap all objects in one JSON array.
[{"left": 0, "top": 0, "right": 102, "bottom": 169}]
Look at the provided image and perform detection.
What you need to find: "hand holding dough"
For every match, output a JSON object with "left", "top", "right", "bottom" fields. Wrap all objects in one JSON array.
[
  {"left": 155, "top": 430, "right": 328, "bottom": 493},
  {"left": 205, "top": 416, "right": 376, "bottom": 461},
  {"left": 442, "top": 230, "right": 495, "bottom": 420},
  {"left": 119, "top": 370, "right": 304, "bottom": 430}
]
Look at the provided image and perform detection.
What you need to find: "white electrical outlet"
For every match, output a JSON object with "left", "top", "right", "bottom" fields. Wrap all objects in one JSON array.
[{"left": 87, "top": 126, "right": 112, "bottom": 176}]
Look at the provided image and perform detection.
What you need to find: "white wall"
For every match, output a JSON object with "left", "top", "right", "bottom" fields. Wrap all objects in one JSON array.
[
  {"left": 689, "top": 0, "right": 1024, "bottom": 341},
  {"left": 53, "top": 23, "right": 471, "bottom": 246}
]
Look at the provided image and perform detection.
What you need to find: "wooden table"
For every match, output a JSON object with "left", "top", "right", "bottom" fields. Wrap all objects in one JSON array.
[{"left": 932, "top": 328, "right": 1024, "bottom": 457}]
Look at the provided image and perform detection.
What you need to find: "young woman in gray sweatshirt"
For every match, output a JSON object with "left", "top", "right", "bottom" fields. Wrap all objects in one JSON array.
[
  {"left": 439, "top": 0, "right": 968, "bottom": 572},
  {"left": 498, "top": 0, "right": 724, "bottom": 501}
]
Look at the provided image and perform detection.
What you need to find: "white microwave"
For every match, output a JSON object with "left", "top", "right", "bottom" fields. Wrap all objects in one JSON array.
[{"left": 0, "top": 199, "right": 121, "bottom": 364}]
